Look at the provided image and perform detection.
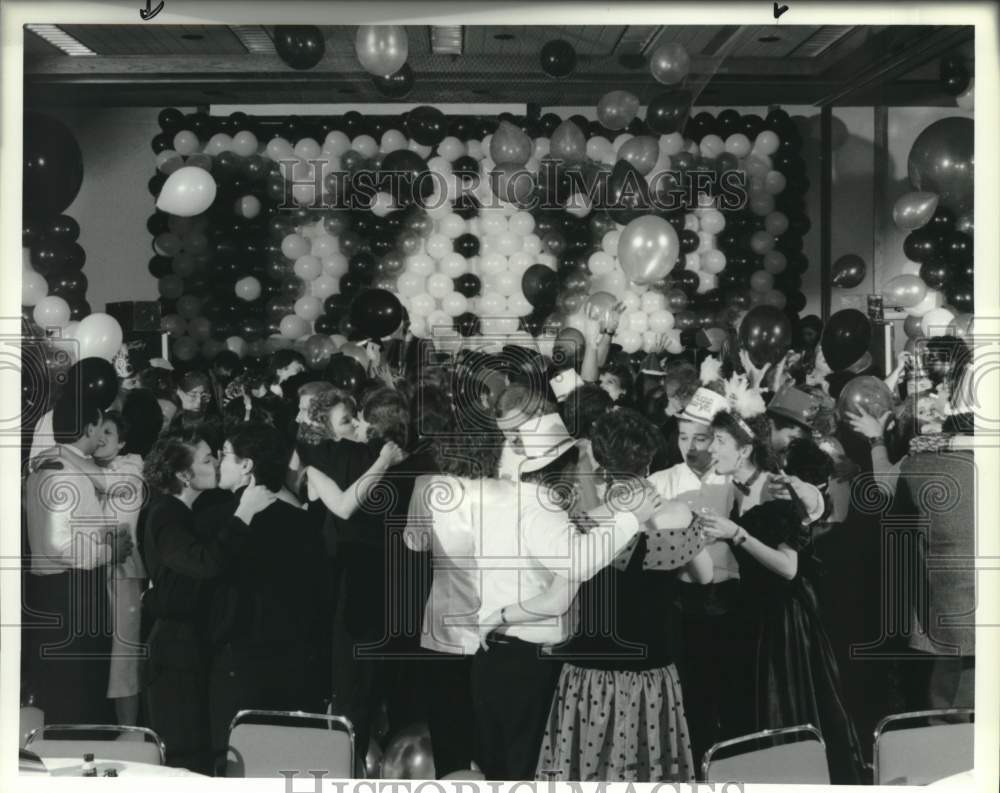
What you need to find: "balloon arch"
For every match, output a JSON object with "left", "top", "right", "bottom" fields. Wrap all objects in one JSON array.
[{"left": 145, "top": 106, "right": 812, "bottom": 369}]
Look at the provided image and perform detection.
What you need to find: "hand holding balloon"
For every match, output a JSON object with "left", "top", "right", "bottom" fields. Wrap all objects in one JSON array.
[{"left": 846, "top": 404, "right": 893, "bottom": 440}]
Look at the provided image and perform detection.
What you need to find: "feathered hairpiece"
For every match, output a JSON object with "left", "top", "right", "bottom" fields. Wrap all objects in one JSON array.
[
  {"left": 699, "top": 355, "right": 723, "bottom": 385},
  {"left": 722, "top": 373, "right": 767, "bottom": 438}
]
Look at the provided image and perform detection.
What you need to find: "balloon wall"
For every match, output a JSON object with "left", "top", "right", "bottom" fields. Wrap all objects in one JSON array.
[{"left": 144, "top": 101, "right": 812, "bottom": 366}]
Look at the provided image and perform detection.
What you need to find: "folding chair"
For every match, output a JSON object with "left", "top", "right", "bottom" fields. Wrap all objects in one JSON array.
[
  {"left": 873, "top": 708, "right": 974, "bottom": 785},
  {"left": 703, "top": 724, "right": 830, "bottom": 784},
  {"left": 225, "top": 709, "right": 355, "bottom": 779},
  {"left": 23, "top": 725, "right": 166, "bottom": 765},
  {"left": 20, "top": 705, "right": 44, "bottom": 749}
]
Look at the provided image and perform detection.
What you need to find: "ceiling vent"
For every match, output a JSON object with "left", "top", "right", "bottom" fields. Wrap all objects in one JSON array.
[
  {"left": 797, "top": 26, "right": 855, "bottom": 57},
  {"left": 232, "top": 25, "right": 278, "bottom": 54}
]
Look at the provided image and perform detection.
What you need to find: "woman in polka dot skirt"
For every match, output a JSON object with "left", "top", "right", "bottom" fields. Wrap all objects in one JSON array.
[{"left": 484, "top": 409, "right": 712, "bottom": 782}]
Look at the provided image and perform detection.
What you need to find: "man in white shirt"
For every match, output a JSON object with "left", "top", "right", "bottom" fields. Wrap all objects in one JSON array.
[
  {"left": 23, "top": 395, "right": 133, "bottom": 724},
  {"left": 472, "top": 411, "right": 658, "bottom": 780}
]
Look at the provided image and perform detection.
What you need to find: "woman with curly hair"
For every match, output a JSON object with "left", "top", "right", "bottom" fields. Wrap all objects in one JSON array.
[{"left": 698, "top": 402, "right": 865, "bottom": 784}]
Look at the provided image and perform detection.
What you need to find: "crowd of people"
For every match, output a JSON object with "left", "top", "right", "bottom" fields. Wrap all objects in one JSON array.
[{"left": 21, "top": 309, "right": 976, "bottom": 783}]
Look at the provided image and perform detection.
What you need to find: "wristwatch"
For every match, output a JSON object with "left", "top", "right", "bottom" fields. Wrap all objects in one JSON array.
[{"left": 867, "top": 436, "right": 886, "bottom": 449}]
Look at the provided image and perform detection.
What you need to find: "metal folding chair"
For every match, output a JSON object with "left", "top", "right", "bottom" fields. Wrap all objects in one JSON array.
[
  {"left": 24, "top": 724, "right": 166, "bottom": 765},
  {"left": 225, "top": 709, "right": 355, "bottom": 779},
  {"left": 873, "top": 708, "right": 974, "bottom": 785},
  {"left": 703, "top": 724, "right": 830, "bottom": 783}
]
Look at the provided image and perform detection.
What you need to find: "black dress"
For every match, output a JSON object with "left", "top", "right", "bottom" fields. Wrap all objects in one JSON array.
[{"left": 731, "top": 500, "right": 866, "bottom": 784}]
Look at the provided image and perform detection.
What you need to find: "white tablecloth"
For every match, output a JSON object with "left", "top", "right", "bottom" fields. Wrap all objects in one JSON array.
[{"left": 41, "top": 757, "right": 206, "bottom": 778}]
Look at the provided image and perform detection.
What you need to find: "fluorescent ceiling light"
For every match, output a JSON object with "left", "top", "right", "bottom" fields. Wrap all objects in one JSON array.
[
  {"left": 431, "top": 26, "right": 463, "bottom": 55},
  {"left": 25, "top": 24, "right": 96, "bottom": 56}
]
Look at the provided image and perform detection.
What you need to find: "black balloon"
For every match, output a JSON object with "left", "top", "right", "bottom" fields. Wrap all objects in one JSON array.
[
  {"left": 47, "top": 215, "right": 81, "bottom": 241},
  {"left": 522, "top": 264, "right": 559, "bottom": 308},
  {"left": 68, "top": 357, "right": 119, "bottom": 409},
  {"left": 668, "top": 269, "right": 699, "bottom": 295},
  {"left": 454, "top": 233, "right": 480, "bottom": 257},
  {"left": 738, "top": 305, "right": 792, "bottom": 368},
  {"left": 821, "top": 309, "right": 871, "bottom": 371},
  {"left": 379, "top": 149, "right": 431, "bottom": 206},
  {"left": 406, "top": 106, "right": 447, "bottom": 147},
  {"left": 339, "top": 273, "right": 371, "bottom": 297},
  {"left": 326, "top": 354, "right": 366, "bottom": 396},
  {"left": 540, "top": 39, "right": 577, "bottom": 78},
  {"left": 349, "top": 288, "right": 404, "bottom": 339},
  {"left": 903, "top": 229, "right": 942, "bottom": 264},
  {"left": 919, "top": 260, "right": 952, "bottom": 290},
  {"left": 24, "top": 113, "right": 84, "bottom": 221},
  {"left": 455, "top": 312, "right": 481, "bottom": 338},
  {"left": 47, "top": 271, "right": 88, "bottom": 298},
  {"left": 372, "top": 64, "right": 414, "bottom": 98},
  {"left": 67, "top": 298, "right": 91, "bottom": 322},
  {"left": 274, "top": 25, "right": 326, "bottom": 70},
  {"left": 947, "top": 231, "right": 973, "bottom": 264},
  {"left": 454, "top": 273, "right": 482, "bottom": 298},
  {"left": 679, "top": 230, "right": 700, "bottom": 255},
  {"left": 947, "top": 281, "right": 974, "bottom": 314},
  {"left": 646, "top": 90, "right": 693, "bottom": 135},
  {"left": 603, "top": 160, "right": 651, "bottom": 223}
]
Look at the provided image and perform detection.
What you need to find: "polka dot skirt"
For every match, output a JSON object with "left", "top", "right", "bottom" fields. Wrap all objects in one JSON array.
[{"left": 534, "top": 663, "right": 695, "bottom": 782}]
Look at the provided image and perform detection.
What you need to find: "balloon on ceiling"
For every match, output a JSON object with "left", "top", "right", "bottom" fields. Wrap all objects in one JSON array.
[{"left": 273, "top": 26, "right": 326, "bottom": 70}]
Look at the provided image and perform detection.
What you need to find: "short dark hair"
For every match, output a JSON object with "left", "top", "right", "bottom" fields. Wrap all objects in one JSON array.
[
  {"left": 101, "top": 410, "right": 129, "bottom": 444},
  {"left": 360, "top": 387, "right": 410, "bottom": 449},
  {"left": 710, "top": 410, "right": 778, "bottom": 472},
  {"left": 784, "top": 437, "right": 834, "bottom": 487},
  {"left": 427, "top": 395, "right": 503, "bottom": 479},
  {"left": 561, "top": 384, "right": 613, "bottom": 441},
  {"left": 143, "top": 430, "right": 203, "bottom": 495},
  {"left": 52, "top": 394, "right": 102, "bottom": 444},
  {"left": 270, "top": 349, "right": 306, "bottom": 375},
  {"left": 120, "top": 389, "right": 164, "bottom": 458},
  {"left": 599, "top": 361, "right": 635, "bottom": 401},
  {"left": 175, "top": 368, "right": 211, "bottom": 393},
  {"left": 494, "top": 381, "right": 556, "bottom": 421},
  {"left": 212, "top": 351, "right": 244, "bottom": 380},
  {"left": 228, "top": 423, "right": 289, "bottom": 492},
  {"left": 591, "top": 408, "right": 662, "bottom": 478}
]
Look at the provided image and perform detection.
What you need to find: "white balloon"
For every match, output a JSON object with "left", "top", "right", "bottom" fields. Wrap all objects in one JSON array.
[
  {"left": 351, "top": 135, "right": 379, "bottom": 159},
  {"left": 204, "top": 133, "right": 233, "bottom": 157},
  {"left": 397, "top": 272, "right": 425, "bottom": 297},
  {"left": 612, "top": 133, "right": 634, "bottom": 152},
  {"left": 370, "top": 191, "right": 396, "bottom": 217},
  {"left": 921, "top": 307, "right": 957, "bottom": 336},
  {"left": 533, "top": 137, "right": 550, "bottom": 158},
  {"left": 310, "top": 275, "right": 338, "bottom": 299},
  {"left": 410, "top": 293, "right": 437, "bottom": 317},
  {"left": 173, "top": 130, "right": 200, "bottom": 156},
  {"left": 465, "top": 140, "right": 484, "bottom": 160},
  {"left": 522, "top": 233, "right": 542, "bottom": 254},
  {"left": 406, "top": 253, "right": 435, "bottom": 277},
  {"left": 641, "top": 291, "right": 667, "bottom": 313},
  {"left": 480, "top": 253, "right": 508, "bottom": 275},
  {"left": 602, "top": 230, "right": 621, "bottom": 254},
  {"left": 509, "top": 211, "right": 536, "bottom": 236},
  {"left": 648, "top": 309, "right": 675, "bottom": 333},
  {"left": 618, "top": 330, "right": 643, "bottom": 354},
  {"left": 441, "top": 292, "right": 469, "bottom": 317},
  {"left": 408, "top": 139, "right": 433, "bottom": 159},
  {"left": 437, "top": 136, "right": 466, "bottom": 161},
  {"left": 626, "top": 311, "right": 648, "bottom": 332},
  {"left": 507, "top": 251, "right": 534, "bottom": 274},
  {"left": 724, "top": 133, "right": 752, "bottom": 158},
  {"left": 427, "top": 273, "right": 455, "bottom": 299},
  {"left": 231, "top": 131, "right": 259, "bottom": 157},
  {"left": 588, "top": 251, "right": 615, "bottom": 276},
  {"left": 507, "top": 293, "right": 532, "bottom": 316},
  {"left": 322, "top": 253, "right": 348, "bottom": 278},
  {"left": 497, "top": 232, "right": 522, "bottom": 256},
  {"left": 425, "top": 190, "right": 452, "bottom": 219},
  {"left": 324, "top": 131, "right": 351, "bottom": 156},
  {"left": 380, "top": 129, "right": 407, "bottom": 154},
  {"left": 537, "top": 253, "right": 558, "bottom": 270},
  {"left": 905, "top": 288, "right": 945, "bottom": 318},
  {"left": 697, "top": 271, "right": 718, "bottom": 293},
  {"left": 480, "top": 210, "right": 507, "bottom": 235},
  {"left": 426, "top": 233, "right": 452, "bottom": 260},
  {"left": 438, "top": 252, "right": 468, "bottom": 278},
  {"left": 156, "top": 167, "right": 217, "bottom": 217},
  {"left": 659, "top": 132, "right": 685, "bottom": 155},
  {"left": 439, "top": 213, "right": 466, "bottom": 239},
  {"left": 702, "top": 249, "right": 727, "bottom": 274},
  {"left": 684, "top": 213, "right": 700, "bottom": 232},
  {"left": 587, "top": 137, "right": 612, "bottom": 161},
  {"left": 620, "top": 291, "right": 642, "bottom": 312},
  {"left": 566, "top": 193, "right": 592, "bottom": 218},
  {"left": 293, "top": 138, "right": 320, "bottom": 160}
]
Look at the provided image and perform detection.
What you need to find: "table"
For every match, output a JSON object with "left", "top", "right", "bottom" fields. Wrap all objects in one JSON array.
[{"left": 40, "top": 757, "right": 207, "bottom": 778}]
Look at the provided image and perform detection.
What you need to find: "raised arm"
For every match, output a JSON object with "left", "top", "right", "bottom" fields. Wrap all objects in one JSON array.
[{"left": 306, "top": 442, "right": 405, "bottom": 520}]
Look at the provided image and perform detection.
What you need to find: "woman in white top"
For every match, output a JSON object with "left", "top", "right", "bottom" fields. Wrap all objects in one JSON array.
[{"left": 93, "top": 409, "right": 149, "bottom": 726}]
